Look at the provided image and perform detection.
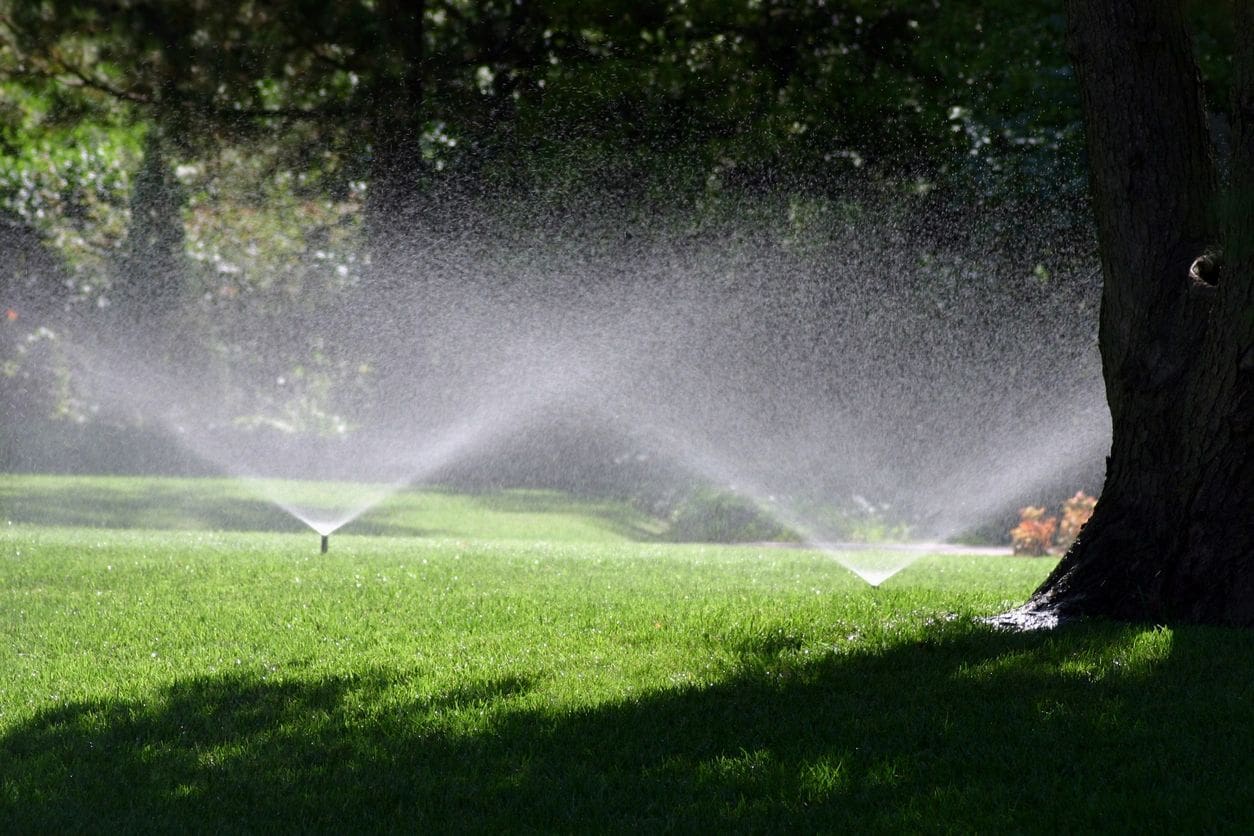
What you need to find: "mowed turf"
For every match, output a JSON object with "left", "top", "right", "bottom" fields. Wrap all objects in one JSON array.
[
  {"left": 2, "top": 477, "right": 1253, "bottom": 832},
  {"left": 0, "top": 473, "right": 668, "bottom": 542}
]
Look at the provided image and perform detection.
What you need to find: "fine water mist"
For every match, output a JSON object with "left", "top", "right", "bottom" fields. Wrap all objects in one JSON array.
[{"left": 58, "top": 184, "right": 1107, "bottom": 575}]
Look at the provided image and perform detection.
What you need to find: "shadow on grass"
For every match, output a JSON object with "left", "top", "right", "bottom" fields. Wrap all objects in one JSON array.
[
  {"left": 0, "top": 479, "right": 313, "bottom": 534},
  {"left": 0, "top": 479, "right": 657, "bottom": 540},
  {"left": 463, "top": 487, "right": 666, "bottom": 541},
  {"left": 0, "top": 480, "right": 456, "bottom": 538},
  {"left": 4, "top": 622, "right": 1253, "bottom": 832}
]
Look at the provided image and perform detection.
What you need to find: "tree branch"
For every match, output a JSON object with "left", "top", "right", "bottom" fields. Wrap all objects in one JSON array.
[
  {"left": 0, "top": 64, "right": 146, "bottom": 105},
  {"left": 1, "top": 60, "right": 362, "bottom": 124},
  {"left": 50, "top": 58, "right": 154, "bottom": 105}
]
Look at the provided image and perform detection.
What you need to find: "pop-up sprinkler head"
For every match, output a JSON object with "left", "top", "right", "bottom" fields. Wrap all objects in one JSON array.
[{"left": 321, "top": 534, "right": 329, "bottom": 554}]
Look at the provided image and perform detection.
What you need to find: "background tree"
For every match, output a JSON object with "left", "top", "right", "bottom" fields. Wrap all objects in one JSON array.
[
  {"left": 0, "top": 208, "right": 69, "bottom": 458},
  {"left": 2, "top": 0, "right": 1239, "bottom": 542},
  {"left": 114, "top": 126, "right": 186, "bottom": 329},
  {"left": 363, "top": 0, "right": 426, "bottom": 252},
  {"left": 1006, "top": 0, "right": 1254, "bottom": 627}
]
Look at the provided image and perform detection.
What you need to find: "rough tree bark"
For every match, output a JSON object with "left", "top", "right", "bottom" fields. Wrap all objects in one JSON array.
[{"left": 1001, "top": 1, "right": 1254, "bottom": 627}]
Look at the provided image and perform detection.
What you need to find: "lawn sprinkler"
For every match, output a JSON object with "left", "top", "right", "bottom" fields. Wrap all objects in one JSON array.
[{"left": 321, "top": 534, "right": 329, "bottom": 554}]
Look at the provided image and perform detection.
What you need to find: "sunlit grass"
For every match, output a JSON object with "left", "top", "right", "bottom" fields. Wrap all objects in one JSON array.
[{"left": 1, "top": 479, "right": 1252, "bottom": 831}]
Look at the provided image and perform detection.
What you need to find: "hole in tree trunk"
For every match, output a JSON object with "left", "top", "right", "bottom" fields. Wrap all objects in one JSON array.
[{"left": 1188, "top": 253, "right": 1220, "bottom": 289}]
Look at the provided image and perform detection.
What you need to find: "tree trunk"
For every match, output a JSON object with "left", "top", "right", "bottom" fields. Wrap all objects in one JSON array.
[
  {"left": 1001, "top": 0, "right": 1254, "bottom": 628},
  {"left": 357, "top": 0, "right": 428, "bottom": 382},
  {"left": 115, "top": 127, "right": 186, "bottom": 329},
  {"left": 364, "top": 0, "right": 427, "bottom": 261}
]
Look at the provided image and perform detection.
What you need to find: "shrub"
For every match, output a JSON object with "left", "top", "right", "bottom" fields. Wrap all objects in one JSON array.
[
  {"left": 666, "top": 488, "right": 796, "bottom": 543},
  {"left": 1010, "top": 506, "right": 1058, "bottom": 556},
  {"left": 1057, "top": 490, "right": 1097, "bottom": 549}
]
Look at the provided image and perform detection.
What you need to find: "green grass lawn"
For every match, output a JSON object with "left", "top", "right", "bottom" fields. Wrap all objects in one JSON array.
[
  {"left": 2, "top": 476, "right": 1253, "bottom": 832},
  {"left": 0, "top": 473, "right": 667, "bottom": 542}
]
